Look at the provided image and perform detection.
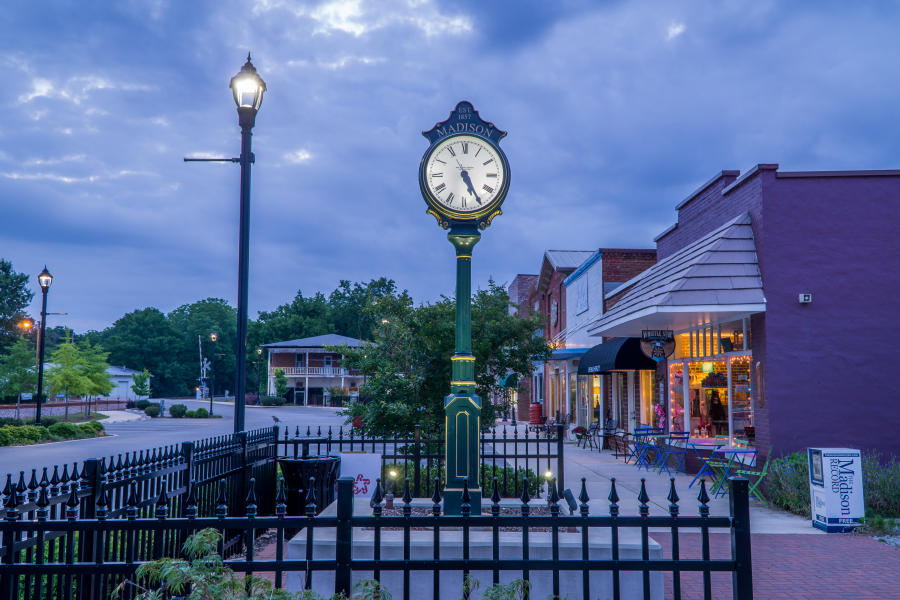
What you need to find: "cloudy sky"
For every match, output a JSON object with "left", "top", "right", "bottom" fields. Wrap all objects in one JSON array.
[{"left": 3, "top": 1, "right": 899, "bottom": 332}]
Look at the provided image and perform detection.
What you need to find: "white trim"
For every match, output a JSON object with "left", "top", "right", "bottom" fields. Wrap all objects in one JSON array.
[{"left": 587, "top": 304, "right": 766, "bottom": 337}]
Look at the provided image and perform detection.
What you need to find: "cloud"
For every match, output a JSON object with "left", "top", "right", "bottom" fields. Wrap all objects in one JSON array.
[
  {"left": 17, "top": 74, "right": 152, "bottom": 105},
  {"left": 667, "top": 22, "right": 686, "bottom": 41},
  {"left": 22, "top": 155, "right": 86, "bottom": 167},
  {"left": 283, "top": 149, "right": 313, "bottom": 164}
]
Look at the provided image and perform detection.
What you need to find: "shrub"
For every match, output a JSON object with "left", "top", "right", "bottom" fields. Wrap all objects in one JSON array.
[
  {"left": 84, "top": 420, "right": 105, "bottom": 434},
  {"left": 168, "top": 404, "right": 188, "bottom": 418},
  {"left": 40, "top": 417, "right": 58, "bottom": 427},
  {"left": 49, "top": 422, "right": 81, "bottom": 439},
  {"left": 144, "top": 404, "right": 161, "bottom": 418},
  {"left": 764, "top": 451, "right": 900, "bottom": 522},
  {"left": 0, "top": 417, "right": 23, "bottom": 427},
  {"left": 383, "top": 462, "right": 540, "bottom": 498},
  {"left": 135, "top": 399, "right": 151, "bottom": 410},
  {"left": 0, "top": 429, "right": 10, "bottom": 447},
  {"left": 1, "top": 425, "right": 50, "bottom": 445},
  {"left": 78, "top": 423, "right": 99, "bottom": 438},
  {"left": 259, "top": 395, "right": 285, "bottom": 407},
  {"left": 194, "top": 407, "right": 209, "bottom": 418}
]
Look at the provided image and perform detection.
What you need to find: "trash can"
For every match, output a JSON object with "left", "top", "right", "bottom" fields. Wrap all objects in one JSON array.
[{"left": 278, "top": 454, "right": 341, "bottom": 520}]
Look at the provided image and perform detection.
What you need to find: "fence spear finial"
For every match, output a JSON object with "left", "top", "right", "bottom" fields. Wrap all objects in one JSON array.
[
  {"left": 305, "top": 476, "right": 318, "bottom": 516},
  {"left": 402, "top": 478, "right": 413, "bottom": 516},
  {"left": 245, "top": 477, "right": 258, "bottom": 517},
  {"left": 461, "top": 480, "right": 471, "bottom": 517},
  {"left": 185, "top": 482, "right": 198, "bottom": 518},
  {"left": 608, "top": 477, "right": 620, "bottom": 518},
  {"left": 155, "top": 485, "right": 170, "bottom": 518},
  {"left": 491, "top": 476, "right": 501, "bottom": 516},
  {"left": 65, "top": 484, "right": 80, "bottom": 519},
  {"left": 275, "top": 477, "right": 287, "bottom": 517},
  {"left": 667, "top": 478, "right": 680, "bottom": 517},
  {"left": 215, "top": 480, "right": 228, "bottom": 518},
  {"left": 431, "top": 477, "right": 442, "bottom": 516},
  {"left": 579, "top": 477, "right": 590, "bottom": 517},
  {"left": 698, "top": 479, "right": 710, "bottom": 518},
  {"left": 638, "top": 478, "right": 650, "bottom": 518}
]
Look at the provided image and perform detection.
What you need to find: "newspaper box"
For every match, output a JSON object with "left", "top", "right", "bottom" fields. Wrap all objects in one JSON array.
[{"left": 807, "top": 448, "right": 864, "bottom": 533}]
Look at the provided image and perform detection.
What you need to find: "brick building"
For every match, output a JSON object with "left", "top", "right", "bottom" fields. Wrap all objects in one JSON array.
[
  {"left": 261, "top": 334, "right": 368, "bottom": 406},
  {"left": 587, "top": 165, "right": 900, "bottom": 458}
]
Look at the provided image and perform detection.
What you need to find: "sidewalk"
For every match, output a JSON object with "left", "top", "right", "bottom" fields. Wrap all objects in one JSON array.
[
  {"left": 561, "top": 442, "right": 818, "bottom": 533},
  {"left": 95, "top": 409, "right": 148, "bottom": 423}
]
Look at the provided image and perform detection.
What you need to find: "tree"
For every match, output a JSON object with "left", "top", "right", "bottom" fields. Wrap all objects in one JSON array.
[
  {"left": 0, "top": 259, "right": 34, "bottom": 354},
  {"left": 0, "top": 337, "right": 38, "bottom": 399},
  {"left": 328, "top": 278, "right": 398, "bottom": 340},
  {"left": 273, "top": 369, "right": 288, "bottom": 399},
  {"left": 46, "top": 342, "right": 91, "bottom": 400},
  {"left": 168, "top": 299, "right": 237, "bottom": 397},
  {"left": 100, "top": 308, "right": 181, "bottom": 397},
  {"left": 79, "top": 341, "right": 114, "bottom": 397},
  {"left": 340, "top": 281, "right": 549, "bottom": 434},
  {"left": 131, "top": 369, "right": 151, "bottom": 399}
]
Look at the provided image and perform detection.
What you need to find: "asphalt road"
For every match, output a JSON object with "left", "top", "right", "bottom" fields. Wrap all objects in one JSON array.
[{"left": 0, "top": 400, "right": 348, "bottom": 479}]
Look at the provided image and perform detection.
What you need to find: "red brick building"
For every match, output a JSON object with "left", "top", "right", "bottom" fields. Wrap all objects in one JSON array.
[{"left": 261, "top": 334, "right": 368, "bottom": 406}]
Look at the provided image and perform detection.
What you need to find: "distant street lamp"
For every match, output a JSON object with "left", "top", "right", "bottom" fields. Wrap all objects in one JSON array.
[
  {"left": 209, "top": 332, "right": 218, "bottom": 416},
  {"left": 185, "top": 54, "right": 265, "bottom": 434},
  {"left": 256, "top": 347, "right": 264, "bottom": 398},
  {"left": 34, "top": 266, "right": 53, "bottom": 427}
]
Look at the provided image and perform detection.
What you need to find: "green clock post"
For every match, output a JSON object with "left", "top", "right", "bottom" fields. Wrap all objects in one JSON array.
[{"left": 419, "top": 101, "right": 511, "bottom": 515}]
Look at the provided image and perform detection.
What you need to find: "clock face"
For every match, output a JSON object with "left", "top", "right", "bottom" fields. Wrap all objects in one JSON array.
[{"left": 424, "top": 134, "right": 507, "bottom": 215}]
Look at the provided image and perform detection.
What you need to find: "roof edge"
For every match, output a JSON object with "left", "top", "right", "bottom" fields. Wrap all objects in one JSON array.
[
  {"left": 675, "top": 170, "right": 741, "bottom": 210},
  {"left": 775, "top": 169, "right": 900, "bottom": 179},
  {"left": 722, "top": 164, "right": 778, "bottom": 196}
]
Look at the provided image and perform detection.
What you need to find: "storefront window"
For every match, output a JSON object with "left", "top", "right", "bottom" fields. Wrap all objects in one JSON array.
[
  {"left": 730, "top": 355, "right": 752, "bottom": 442},
  {"left": 688, "top": 360, "right": 728, "bottom": 437},
  {"left": 591, "top": 375, "right": 602, "bottom": 423},
  {"left": 616, "top": 374, "right": 627, "bottom": 430},
  {"left": 640, "top": 371, "right": 657, "bottom": 428},
  {"left": 669, "top": 363, "right": 685, "bottom": 432}
]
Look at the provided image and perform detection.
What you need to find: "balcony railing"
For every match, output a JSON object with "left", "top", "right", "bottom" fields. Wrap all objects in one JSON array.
[{"left": 269, "top": 366, "right": 353, "bottom": 377}]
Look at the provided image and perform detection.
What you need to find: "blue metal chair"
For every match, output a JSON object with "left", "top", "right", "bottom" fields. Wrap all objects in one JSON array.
[
  {"left": 657, "top": 431, "right": 690, "bottom": 476},
  {"left": 633, "top": 427, "right": 664, "bottom": 470}
]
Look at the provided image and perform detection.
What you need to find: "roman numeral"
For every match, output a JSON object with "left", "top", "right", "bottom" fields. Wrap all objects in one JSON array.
[
  {"left": 447, "top": 146, "right": 456, "bottom": 157},
  {"left": 432, "top": 172, "right": 443, "bottom": 178},
  {"left": 461, "top": 142, "right": 469, "bottom": 154},
  {"left": 434, "top": 159, "right": 446, "bottom": 164},
  {"left": 483, "top": 185, "right": 494, "bottom": 193},
  {"left": 447, "top": 192, "right": 455, "bottom": 203},
  {"left": 486, "top": 173, "right": 497, "bottom": 178},
  {"left": 461, "top": 196, "right": 467, "bottom": 207},
  {"left": 435, "top": 183, "right": 446, "bottom": 193},
  {"left": 475, "top": 147, "right": 482, "bottom": 157},
  {"left": 483, "top": 158, "right": 494, "bottom": 165}
]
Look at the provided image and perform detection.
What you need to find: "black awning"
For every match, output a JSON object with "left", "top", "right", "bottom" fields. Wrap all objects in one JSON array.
[{"left": 577, "top": 338, "right": 658, "bottom": 375}]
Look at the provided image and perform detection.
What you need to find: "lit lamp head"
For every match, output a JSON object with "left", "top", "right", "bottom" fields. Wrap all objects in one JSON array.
[
  {"left": 210, "top": 332, "right": 218, "bottom": 343},
  {"left": 38, "top": 266, "right": 53, "bottom": 291},
  {"left": 18, "top": 318, "right": 34, "bottom": 332},
  {"left": 257, "top": 347, "right": 263, "bottom": 356},
  {"left": 544, "top": 469, "right": 553, "bottom": 481},
  {"left": 229, "top": 54, "right": 266, "bottom": 127}
]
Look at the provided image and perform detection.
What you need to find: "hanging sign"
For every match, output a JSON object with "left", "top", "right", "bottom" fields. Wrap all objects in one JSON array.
[{"left": 640, "top": 330, "right": 675, "bottom": 362}]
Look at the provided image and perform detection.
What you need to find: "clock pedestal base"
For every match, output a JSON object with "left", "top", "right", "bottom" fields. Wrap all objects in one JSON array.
[{"left": 443, "top": 489, "right": 482, "bottom": 516}]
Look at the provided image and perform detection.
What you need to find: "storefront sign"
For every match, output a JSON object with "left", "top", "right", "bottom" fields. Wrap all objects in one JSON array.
[
  {"left": 640, "top": 330, "right": 675, "bottom": 362},
  {"left": 808, "top": 448, "right": 864, "bottom": 533},
  {"left": 338, "top": 453, "right": 382, "bottom": 497}
]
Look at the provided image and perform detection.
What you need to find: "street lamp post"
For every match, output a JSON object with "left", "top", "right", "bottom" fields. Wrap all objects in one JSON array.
[
  {"left": 34, "top": 267, "right": 53, "bottom": 427},
  {"left": 256, "top": 347, "right": 263, "bottom": 398},
  {"left": 209, "top": 332, "right": 218, "bottom": 416},
  {"left": 231, "top": 55, "right": 266, "bottom": 433}
]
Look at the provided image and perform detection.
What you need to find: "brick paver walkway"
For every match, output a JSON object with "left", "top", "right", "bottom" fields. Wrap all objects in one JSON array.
[{"left": 652, "top": 532, "right": 900, "bottom": 599}]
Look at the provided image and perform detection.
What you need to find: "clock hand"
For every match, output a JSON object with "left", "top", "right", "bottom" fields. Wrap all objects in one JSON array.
[{"left": 459, "top": 170, "right": 482, "bottom": 204}]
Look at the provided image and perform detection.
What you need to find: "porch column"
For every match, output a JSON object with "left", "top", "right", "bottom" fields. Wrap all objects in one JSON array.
[{"left": 304, "top": 351, "right": 309, "bottom": 406}]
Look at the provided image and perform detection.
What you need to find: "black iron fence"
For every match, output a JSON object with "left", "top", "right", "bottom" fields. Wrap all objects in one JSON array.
[
  {"left": 0, "top": 472, "right": 752, "bottom": 600},
  {"left": 276, "top": 423, "right": 565, "bottom": 499}
]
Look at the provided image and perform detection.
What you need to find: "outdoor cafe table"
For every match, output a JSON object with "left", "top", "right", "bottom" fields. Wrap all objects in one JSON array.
[
  {"left": 687, "top": 438, "right": 727, "bottom": 488},
  {"left": 709, "top": 447, "right": 758, "bottom": 498}
]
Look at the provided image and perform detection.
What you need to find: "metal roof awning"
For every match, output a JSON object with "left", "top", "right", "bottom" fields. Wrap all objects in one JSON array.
[
  {"left": 587, "top": 213, "right": 766, "bottom": 338},
  {"left": 546, "top": 347, "right": 591, "bottom": 361},
  {"left": 577, "top": 338, "right": 658, "bottom": 375}
]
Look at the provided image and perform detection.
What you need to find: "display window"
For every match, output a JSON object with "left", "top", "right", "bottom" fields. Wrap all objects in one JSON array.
[
  {"left": 669, "top": 363, "right": 685, "bottom": 432},
  {"left": 591, "top": 375, "right": 602, "bottom": 423}
]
